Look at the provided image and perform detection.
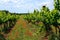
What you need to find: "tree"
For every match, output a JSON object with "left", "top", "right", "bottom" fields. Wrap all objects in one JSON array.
[
  {"left": 54, "top": 0, "right": 60, "bottom": 11},
  {"left": 54, "top": 0, "right": 60, "bottom": 38}
]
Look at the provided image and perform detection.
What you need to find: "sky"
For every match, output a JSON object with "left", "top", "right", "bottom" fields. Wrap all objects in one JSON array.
[{"left": 0, "top": 0, "right": 54, "bottom": 13}]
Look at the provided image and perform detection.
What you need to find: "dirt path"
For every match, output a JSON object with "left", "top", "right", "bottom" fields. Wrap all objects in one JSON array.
[
  {"left": 6, "top": 16, "right": 48, "bottom": 40},
  {"left": 6, "top": 16, "right": 33, "bottom": 40}
]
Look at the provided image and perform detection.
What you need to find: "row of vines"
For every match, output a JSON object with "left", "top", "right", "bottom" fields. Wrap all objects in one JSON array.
[
  {"left": 24, "top": 0, "right": 60, "bottom": 40},
  {"left": 0, "top": 10, "right": 19, "bottom": 34}
]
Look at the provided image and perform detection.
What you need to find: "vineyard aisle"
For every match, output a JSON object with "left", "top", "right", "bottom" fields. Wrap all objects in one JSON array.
[
  {"left": 6, "top": 16, "right": 48, "bottom": 40},
  {"left": 6, "top": 16, "right": 33, "bottom": 40}
]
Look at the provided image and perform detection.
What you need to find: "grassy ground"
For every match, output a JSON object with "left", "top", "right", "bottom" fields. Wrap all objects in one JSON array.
[{"left": 5, "top": 16, "right": 47, "bottom": 40}]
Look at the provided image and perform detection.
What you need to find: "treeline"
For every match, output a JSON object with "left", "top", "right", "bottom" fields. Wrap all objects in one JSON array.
[{"left": 24, "top": 0, "right": 60, "bottom": 40}]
